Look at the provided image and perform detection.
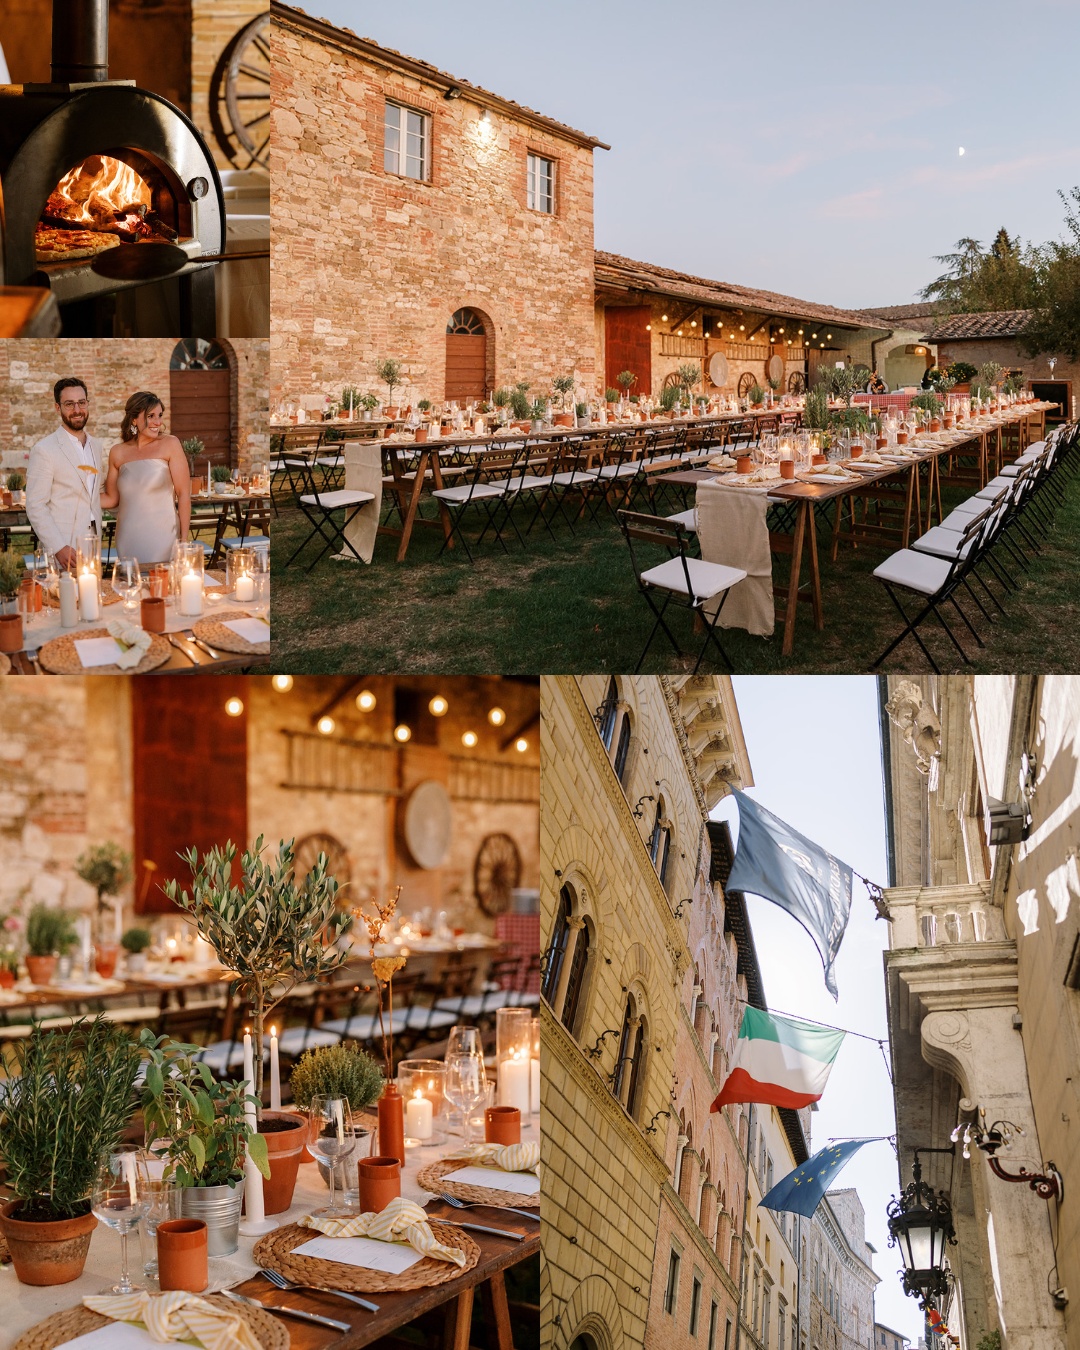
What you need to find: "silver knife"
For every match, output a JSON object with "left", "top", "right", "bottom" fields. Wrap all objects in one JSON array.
[
  {"left": 167, "top": 635, "right": 198, "bottom": 665},
  {"left": 184, "top": 630, "right": 221, "bottom": 659},
  {"left": 448, "top": 1220, "right": 526, "bottom": 1241},
  {"left": 220, "top": 1286, "right": 351, "bottom": 1332}
]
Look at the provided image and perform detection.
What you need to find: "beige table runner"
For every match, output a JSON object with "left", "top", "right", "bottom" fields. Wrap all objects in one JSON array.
[
  {"left": 696, "top": 479, "right": 774, "bottom": 636},
  {"left": 343, "top": 442, "right": 384, "bottom": 563}
]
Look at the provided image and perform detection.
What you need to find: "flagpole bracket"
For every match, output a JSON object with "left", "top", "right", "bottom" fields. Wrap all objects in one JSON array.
[
  {"left": 672, "top": 897, "right": 693, "bottom": 919},
  {"left": 585, "top": 1028, "right": 620, "bottom": 1060},
  {"left": 644, "top": 1109, "right": 671, "bottom": 1136}
]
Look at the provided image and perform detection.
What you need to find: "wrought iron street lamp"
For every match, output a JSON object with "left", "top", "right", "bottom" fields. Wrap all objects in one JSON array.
[{"left": 886, "top": 1148, "right": 956, "bottom": 1301}]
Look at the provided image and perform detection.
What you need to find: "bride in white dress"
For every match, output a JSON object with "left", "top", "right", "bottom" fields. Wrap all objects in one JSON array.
[{"left": 100, "top": 392, "right": 191, "bottom": 565}]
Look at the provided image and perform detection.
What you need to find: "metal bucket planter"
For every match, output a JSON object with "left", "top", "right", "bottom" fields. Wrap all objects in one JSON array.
[
  {"left": 315, "top": 1122, "right": 375, "bottom": 1203},
  {"left": 180, "top": 1180, "right": 245, "bottom": 1257}
]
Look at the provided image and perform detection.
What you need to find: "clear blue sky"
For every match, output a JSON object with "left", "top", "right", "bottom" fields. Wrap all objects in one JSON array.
[
  {"left": 306, "top": 0, "right": 1080, "bottom": 309},
  {"left": 715, "top": 676, "right": 921, "bottom": 1341}
]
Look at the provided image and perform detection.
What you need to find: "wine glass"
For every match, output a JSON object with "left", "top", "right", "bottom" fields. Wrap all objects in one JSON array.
[
  {"left": 142, "top": 1169, "right": 181, "bottom": 1280},
  {"left": 309, "top": 1095, "right": 358, "bottom": 1215},
  {"left": 444, "top": 1053, "right": 487, "bottom": 1146},
  {"left": 112, "top": 558, "right": 142, "bottom": 614},
  {"left": 91, "top": 1146, "right": 150, "bottom": 1294},
  {"left": 447, "top": 1025, "right": 483, "bottom": 1059}
]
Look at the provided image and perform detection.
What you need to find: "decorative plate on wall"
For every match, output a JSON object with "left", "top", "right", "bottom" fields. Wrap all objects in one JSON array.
[
  {"left": 767, "top": 354, "right": 785, "bottom": 382},
  {"left": 708, "top": 352, "right": 730, "bottom": 388},
  {"left": 402, "top": 780, "right": 453, "bottom": 870},
  {"left": 294, "top": 833, "right": 351, "bottom": 890},
  {"left": 473, "top": 833, "right": 522, "bottom": 917}
]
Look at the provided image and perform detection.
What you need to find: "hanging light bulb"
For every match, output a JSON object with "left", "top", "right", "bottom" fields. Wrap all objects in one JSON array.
[
  {"left": 950, "top": 1124, "right": 962, "bottom": 1143},
  {"left": 225, "top": 697, "right": 244, "bottom": 717},
  {"left": 462, "top": 730, "right": 478, "bottom": 747},
  {"left": 394, "top": 724, "right": 412, "bottom": 743},
  {"left": 662, "top": 314, "right": 669, "bottom": 322},
  {"left": 271, "top": 675, "right": 293, "bottom": 692},
  {"left": 488, "top": 707, "right": 506, "bottom": 726},
  {"left": 356, "top": 689, "right": 376, "bottom": 712},
  {"left": 515, "top": 737, "right": 529, "bottom": 752},
  {"left": 317, "top": 715, "right": 335, "bottom": 735},
  {"left": 428, "top": 695, "right": 449, "bottom": 716}
]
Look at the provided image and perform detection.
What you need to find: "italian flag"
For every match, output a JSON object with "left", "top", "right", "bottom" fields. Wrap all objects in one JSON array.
[{"left": 710, "top": 1006, "right": 845, "bottom": 1112}]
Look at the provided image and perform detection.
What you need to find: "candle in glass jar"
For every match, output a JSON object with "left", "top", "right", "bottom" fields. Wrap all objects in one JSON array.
[
  {"left": 179, "top": 572, "right": 203, "bottom": 615},
  {"left": 78, "top": 569, "right": 100, "bottom": 620},
  {"left": 406, "top": 1089, "right": 433, "bottom": 1140},
  {"left": 235, "top": 574, "right": 254, "bottom": 603},
  {"left": 499, "top": 1050, "right": 531, "bottom": 1113}
]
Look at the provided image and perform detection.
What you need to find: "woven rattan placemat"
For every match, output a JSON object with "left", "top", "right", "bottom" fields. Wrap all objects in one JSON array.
[
  {"left": 0, "top": 652, "right": 9, "bottom": 675},
  {"left": 38, "top": 629, "right": 171, "bottom": 675},
  {"left": 11, "top": 1293, "right": 288, "bottom": 1350},
  {"left": 253, "top": 1217, "right": 479, "bottom": 1293},
  {"left": 192, "top": 612, "right": 271, "bottom": 656},
  {"left": 43, "top": 580, "right": 122, "bottom": 610},
  {"left": 417, "top": 1158, "right": 540, "bottom": 1209}
]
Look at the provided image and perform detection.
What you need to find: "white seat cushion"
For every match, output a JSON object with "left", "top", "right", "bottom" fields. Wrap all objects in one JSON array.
[
  {"left": 911, "top": 525, "right": 977, "bottom": 561},
  {"left": 277, "top": 1027, "right": 341, "bottom": 1056},
  {"left": 551, "top": 469, "right": 600, "bottom": 486},
  {"left": 300, "top": 490, "right": 374, "bottom": 508},
  {"left": 640, "top": 555, "right": 746, "bottom": 601},
  {"left": 401, "top": 1006, "right": 459, "bottom": 1032},
  {"left": 665, "top": 509, "right": 698, "bottom": 533},
  {"left": 222, "top": 535, "right": 270, "bottom": 549},
  {"left": 432, "top": 483, "right": 504, "bottom": 503},
  {"left": 320, "top": 1014, "right": 381, "bottom": 1040},
  {"left": 873, "top": 549, "right": 952, "bottom": 595},
  {"left": 316, "top": 456, "right": 345, "bottom": 467},
  {"left": 938, "top": 503, "right": 989, "bottom": 530},
  {"left": 506, "top": 474, "right": 555, "bottom": 492}
]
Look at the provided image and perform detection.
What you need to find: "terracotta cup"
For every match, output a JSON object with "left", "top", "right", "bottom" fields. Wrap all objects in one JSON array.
[
  {"left": 779, "top": 459, "right": 795, "bottom": 479},
  {"left": 0, "top": 613, "right": 23, "bottom": 654},
  {"left": 148, "top": 565, "right": 170, "bottom": 599},
  {"left": 141, "top": 598, "right": 165, "bottom": 633},
  {"left": 896, "top": 431, "right": 909, "bottom": 444},
  {"left": 735, "top": 456, "right": 752, "bottom": 475},
  {"left": 876, "top": 436, "right": 888, "bottom": 450},
  {"left": 484, "top": 1106, "right": 521, "bottom": 1145},
  {"left": 357, "top": 1156, "right": 401, "bottom": 1214},
  {"left": 414, "top": 427, "right": 428, "bottom": 443},
  {"left": 811, "top": 454, "right": 827, "bottom": 466},
  {"left": 850, "top": 444, "right": 863, "bottom": 459},
  {"left": 157, "top": 1219, "right": 208, "bottom": 1293}
]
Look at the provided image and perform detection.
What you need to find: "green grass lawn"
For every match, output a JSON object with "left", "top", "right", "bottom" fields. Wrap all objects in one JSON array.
[{"left": 270, "top": 458, "right": 1080, "bottom": 674}]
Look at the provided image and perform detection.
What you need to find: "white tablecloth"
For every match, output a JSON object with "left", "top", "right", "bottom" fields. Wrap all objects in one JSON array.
[{"left": 0, "top": 1116, "right": 537, "bottom": 1347}]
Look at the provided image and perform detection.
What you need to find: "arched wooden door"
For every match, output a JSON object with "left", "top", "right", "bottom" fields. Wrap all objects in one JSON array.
[
  {"left": 445, "top": 309, "right": 487, "bottom": 405},
  {"left": 169, "top": 339, "right": 234, "bottom": 467}
]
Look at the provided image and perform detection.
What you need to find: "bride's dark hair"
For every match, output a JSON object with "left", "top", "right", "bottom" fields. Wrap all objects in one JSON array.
[{"left": 121, "top": 391, "right": 165, "bottom": 442}]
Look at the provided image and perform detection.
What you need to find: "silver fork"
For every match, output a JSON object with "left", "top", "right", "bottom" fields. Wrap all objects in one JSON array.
[
  {"left": 259, "top": 1266, "right": 380, "bottom": 1313},
  {"left": 439, "top": 1191, "right": 539, "bottom": 1222},
  {"left": 184, "top": 629, "right": 221, "bottom": 659}
]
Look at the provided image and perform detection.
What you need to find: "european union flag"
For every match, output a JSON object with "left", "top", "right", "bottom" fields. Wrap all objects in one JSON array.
[
  {"left": 758, "top": 1140, "right": 871, "bottom": 1218},
  {"left": 726, "top": 788, "right": 853, "bottom": 999}
]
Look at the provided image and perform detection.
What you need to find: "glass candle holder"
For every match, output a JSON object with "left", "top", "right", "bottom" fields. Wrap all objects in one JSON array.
[
  {"left": 496, "top": 1007, "right": 532, "bottom": 1113},
  {"left": 398, "top": 1059, "right": 447, "bottom": 1147},
  {"left": 175, "top": 542, "right": 205, "bottom": 617},
  {"left": 227, "top": 547, "right": 256, "bottom": 604}
]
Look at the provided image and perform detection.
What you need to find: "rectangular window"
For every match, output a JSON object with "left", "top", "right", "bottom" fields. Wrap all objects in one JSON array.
[
  {"left": 384, "top": 101, "right": 429, "bottom": 180},
  {"left": 665, "top": 1248, "right": 681, "bottom": 1314},
  {"left": 779, "top": 1307, "right": 786, "bottom": 1350},
  {"left": 724, "top": 1319, "right": 733, "bottom": 1350},
  {"left": 762, "top": 1289, "right": 771, "bottom": 1344},
  {"left": 690, "top": 1277, "right": 702, "bottom": 1336},
  {"left": 708, "top": 1302, "right": 718, "bottom": 1350},
  {"left": 527, "top": 152, "right": 555, "bottom": 212}
]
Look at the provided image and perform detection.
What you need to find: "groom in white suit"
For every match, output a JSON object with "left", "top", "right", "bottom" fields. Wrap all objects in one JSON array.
[{"left": 25, "top": 378, "right": 106, "bottom": 570}]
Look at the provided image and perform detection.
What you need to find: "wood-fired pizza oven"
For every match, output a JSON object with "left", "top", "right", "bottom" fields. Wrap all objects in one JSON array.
[{"left": 0, "top": 0, "right": 226, "bottom": 336}]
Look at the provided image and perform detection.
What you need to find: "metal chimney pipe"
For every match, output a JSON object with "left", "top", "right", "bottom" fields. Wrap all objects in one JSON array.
[{"left": 51, "top": 0, "right": 109, "bottom": 83}]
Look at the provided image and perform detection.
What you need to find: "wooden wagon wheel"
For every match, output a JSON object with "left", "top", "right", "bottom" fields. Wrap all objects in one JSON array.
[
  {"left": 209, "top": 14, "right": 271, "bottom": 170},
  {"left": 474, "top": 833, "right": 521, "bottom": 917},
  {"left": 787, "top": 370, "right": 806, "bottom": 394},
  {"left": 294, "top": 833, "right": 351, "bottom": 892},
  {"left": 737, "top": 372, "right": 756, "bottom": 398},
  {"left": 661, "top": 372, "right": 682, "bottom": 391}
]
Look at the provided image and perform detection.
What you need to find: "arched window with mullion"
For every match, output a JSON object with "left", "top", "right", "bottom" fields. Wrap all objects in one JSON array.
[
  {"left": 613, "top": 992, "right": 647, "bottom": 1120},
  {"left": 542, "top": 883, "right": 590, "bottom": 1037},
  {"left": 613, "top": 712, "right": 631, "bottom": 783},
  {"left": 598, "top": 677, "right": 618, "bottom": 750},
  {"left": 541, "top": 885, "right": 571, "bottom": 1006}
]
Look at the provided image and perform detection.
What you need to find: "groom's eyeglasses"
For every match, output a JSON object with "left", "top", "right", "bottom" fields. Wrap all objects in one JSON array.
[{"left": 60, "top": 400, "right": 89, "bottom": 410}]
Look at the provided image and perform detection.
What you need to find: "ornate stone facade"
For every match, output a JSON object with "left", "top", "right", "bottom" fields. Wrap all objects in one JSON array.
[{"left": 881, "top": 675, "right": 1075, "bottom": 1350}]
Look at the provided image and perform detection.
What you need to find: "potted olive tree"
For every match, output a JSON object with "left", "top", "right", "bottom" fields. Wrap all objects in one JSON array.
[
  {"left": 24, "top": 904, "right": 77, "bottom": 985},
  {"left": 552, "top": 374, "right": 576, "bottom": 425},
  {"left": 0, "top": 1018, "right": 142, "bottom": 1284},
  {"left": 139, "top": 1033, "right": 269, "bottom": 1255},
  {"left": 163, "top": 836, "right": 353, "bottom": 1213},
  {"left": 289, "top": 1043, "right": 384, "bottom": 1184},
  {"left": 376, "top": 359, "right": 403, "bottom": 418},
  {"left": 75, "top": 841, "right": 131, "bottom": 952}
]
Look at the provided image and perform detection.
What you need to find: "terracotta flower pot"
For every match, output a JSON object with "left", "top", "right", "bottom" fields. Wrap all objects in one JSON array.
[
  {"left": 0, "top": 968, "right": 15, "bottom": 989},
  {"left": 157, "top": 1219, "right": 208, "bottom": 1293},
  {"left": 930, "top": 419, "right": 941, "bottom": 433},
  {"left": 357, "top": 1157, "right": 401, "bottom": 1214},
  {"left": 25, "top": 954, "right": 56, "bottom": 986},
  {"left": 0, "top": 613, "right": 23, "bottom": 654},
  {"left": 849, "top": 444, "right": 863, "bottom": 459},
  {"left": 258, "top": 1111, "right": 307, "bottom": 1215},
  {"left": 0, "top": 1200, "right": 96, "bottom": 1286},
  {"left": 484, "top": 1106, "right": 521, "bottom": 1145},
  {"left": 554, "top": 413, "right": 574, "bottom": 427},
  {"left": 896, "top": 431, "right": 909, "bottom": 445},
  {"left": 384, "top": 407, "right": 400, "bottom": 420}
]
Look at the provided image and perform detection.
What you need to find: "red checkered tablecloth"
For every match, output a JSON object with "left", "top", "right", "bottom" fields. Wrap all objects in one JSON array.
[{"left": 494, "top": 913, "right": 540, "bottom": 992}]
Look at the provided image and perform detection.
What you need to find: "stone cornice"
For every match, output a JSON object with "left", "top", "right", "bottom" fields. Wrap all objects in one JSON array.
[
  {"left": 816, "top": 1201, "right": 881, "bottom": 1287},
  {"left": 661, "top": 1181, "right": 741, "bottom": 1300},
  {"left": 541, "top": 1002, "right": 670, "bottom": 1184},
  {"left": 887, "top": 940, "right": 1018, "bottom": 1023},
  {"left": 561, "top": 677, "right": 690, "bottom": 980},
  {"left": 660, "top": 677, "right": 711, "bottom": 821}
]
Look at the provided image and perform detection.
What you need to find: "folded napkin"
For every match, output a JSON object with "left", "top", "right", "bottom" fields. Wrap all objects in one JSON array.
[
  {"left": 299, "top": 1196, "right": 467, "bottom": 1266},
  {"left": 803, "top": 463, "right": 856, "bottom": 478},
  {"left": 105, "top": 618, "right": 152, "bottom": 669},
  {"left": 441, "top": 1141, "right": 540, "bottom": 1174},
  {"left": 83, "top": 1291, "right": 261, "bottom": 1350},
  {"left": 706, "top": 454, "right": 737, "bottom": 470}
]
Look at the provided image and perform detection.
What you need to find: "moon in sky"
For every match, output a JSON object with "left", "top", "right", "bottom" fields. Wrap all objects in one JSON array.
[{"left": 958, "top": 147, "right": 965, "bottom": 156}]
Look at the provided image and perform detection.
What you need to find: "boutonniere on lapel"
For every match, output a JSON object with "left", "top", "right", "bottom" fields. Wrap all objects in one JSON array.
[{"left": 77, "top": 465, "right": 98, "bottom": 474}]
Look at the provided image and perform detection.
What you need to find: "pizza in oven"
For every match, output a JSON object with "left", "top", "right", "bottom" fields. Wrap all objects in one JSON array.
[{"left": 35, "top": 225, "right": 121, "bottom": 264}]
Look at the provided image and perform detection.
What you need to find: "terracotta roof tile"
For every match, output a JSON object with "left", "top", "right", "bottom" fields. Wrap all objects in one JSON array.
[
  {"left": 271, "top": 2, "right": 610, "bottom": 150},
  {"left": 595, "top": 250, "right": 881, "bottom": 329},
  {"left": 921, "top": 309, "right": 1031, "bottom": 341},
  {"left": 860, "top": 302, "right": 940, "bottom": 324}
]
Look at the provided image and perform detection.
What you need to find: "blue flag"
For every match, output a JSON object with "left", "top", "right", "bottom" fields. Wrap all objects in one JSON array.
[
  {"left": 758, "top": 1139, "right": 871, "bottom": 1218},
  {"left": 726, "top": 788, "right": 853, "bottom": 999}
]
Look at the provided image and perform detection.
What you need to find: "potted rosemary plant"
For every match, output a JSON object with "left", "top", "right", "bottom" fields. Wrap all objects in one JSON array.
[
  {"left": 163, "top": 836, "right": 353, "bottom": 1212},
  {"left": 24, "top": 904, "right": 76, "bottom": 986},
  {"left": 0, "top": 1017, "right": 142, "bottom": 1284},
  {"left": 139, "top": 1034, "right": 269, "bottom": 1254},
  {"left": 0, "top": 548, "right": 26, "bottom": 653}
]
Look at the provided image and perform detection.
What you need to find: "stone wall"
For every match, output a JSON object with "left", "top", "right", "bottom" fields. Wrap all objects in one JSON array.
[
  {"left": 270, "top": 14, "right": 598, "bottom": 410},
  {"left": 934, "top": 338, "right": 1079, "bottom": 416},
  {"left": 0, "top": 338, "right": 269, "bottom": 474}
]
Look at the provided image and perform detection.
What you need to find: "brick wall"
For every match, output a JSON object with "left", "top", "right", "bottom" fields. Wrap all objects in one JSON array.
[
  {"left": 0, "top": 338, "right": 269, "bottom": 475},
  {"left": 270, "top": 16, "right": 598, "bottom": 410},
  {"left": 190, "top": 0, "right": 269, "bottom": 170}
]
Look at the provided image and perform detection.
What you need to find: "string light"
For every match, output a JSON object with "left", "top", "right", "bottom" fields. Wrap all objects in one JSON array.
[
  {"left": 515, "top": 737, "right": 529, "bottom": 753},
  {"left": 462, "top": 730, "right": 478, "bottom": 747},
  {"left": 317, "top": 715, "right": 335, "bottom": 735},
  {"left": 429, "top": 695, "right": 449, "bottom": 716},
  {"left": 356, "top": 689, "right": 376, "bottom": 712},
  {"left": 225, "top": 697, "right": 244, "bottom": 717},
  {"left": 271, "top": 675, "right": 293, "bottom": 692},
  {"left": 488, "top": 707, "right": 506, "bottom": 726},
  {"left": 394, "top": 724, "right": 412, "bottom": 743}
]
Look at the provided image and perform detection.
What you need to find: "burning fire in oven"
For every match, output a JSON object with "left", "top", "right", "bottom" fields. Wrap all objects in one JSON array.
[{"left": 36, "top": 154, "right": 178, "bottom": 265}]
